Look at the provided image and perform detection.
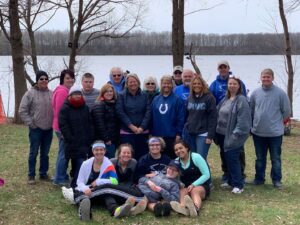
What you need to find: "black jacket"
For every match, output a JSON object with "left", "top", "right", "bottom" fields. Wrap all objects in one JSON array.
[
  {"left": 59, "top": 100, "right": 93, "bottom": 160},
  {"left": 185, "top": 93, "right": 217, "bottom": 139},
  {"left": 116, "top": 88, "right": 151, "bottom": 132},
  {"left": 91, "top": 100, "right": 120, "bottom": 144}
]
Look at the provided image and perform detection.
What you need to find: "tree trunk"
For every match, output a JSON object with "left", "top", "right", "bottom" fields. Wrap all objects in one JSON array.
[
  {"left": 279, "top": 0, "right": 294, "bottom": 116},
  {"left": 9, "top": 0, "right": 27, "bottom": 123},
  {"left": 172, "top": 0, "right": 184, "bottom": 67}
]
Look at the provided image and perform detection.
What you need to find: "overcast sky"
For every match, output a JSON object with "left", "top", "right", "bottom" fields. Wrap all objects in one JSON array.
[{"left": 44, "top": 0, "right": 300, "bottom": 34}]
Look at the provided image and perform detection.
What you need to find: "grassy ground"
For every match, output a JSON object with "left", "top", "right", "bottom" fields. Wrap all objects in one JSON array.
[{"left": 0, "top": 124, "right": 299, "bottom": 225}]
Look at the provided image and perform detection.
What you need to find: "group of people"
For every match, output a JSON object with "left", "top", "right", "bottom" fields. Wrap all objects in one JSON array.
[{"left": 18, "top": 61, "right": 291, "bottom": 221}]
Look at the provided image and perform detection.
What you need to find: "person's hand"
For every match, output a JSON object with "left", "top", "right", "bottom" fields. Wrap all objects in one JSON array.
[
  {"left": 175, "top": 135, "right": 181, "bottom": 142},
  {"left": 154, "top": 186, "right": 161, "bottom": 192},
  {"left": 84, "top": 188, "right": 92, "bottom": 197},
  {"left": 145, "top": 172, "right": 156, "bottom": 178},
  {"left": 187, "top": 184, "right": 194, "bottom": 193},
  {"left": 206, "top": 138, "right": 212, "bottom": 144},
  {"left": 129, "top": 124, "right": 138, "bottom": 133},
  {"left": 90, "top": 181, "right": 97, "bottom": 188},
  {"left": 136, "top": 127, "right": 144, "bottom": 134}
]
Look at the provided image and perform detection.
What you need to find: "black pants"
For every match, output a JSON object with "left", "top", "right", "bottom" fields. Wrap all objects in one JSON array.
[
  {"left": 216, "top": 133, "right": 246, "bottom": 180},
  {"left": 74, "top": 184, "right": 144, "bottom": 214}
]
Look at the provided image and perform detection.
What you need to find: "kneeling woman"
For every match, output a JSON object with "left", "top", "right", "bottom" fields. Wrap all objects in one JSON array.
[
  {"left": 138, "top": 160, "right": 181, "bottom": 217},
  {"left": 74, "top": 141, "right": 142, "bottom": 221},
  {"left": 171, "top": 140, "right": 210, "bottom": 217}
]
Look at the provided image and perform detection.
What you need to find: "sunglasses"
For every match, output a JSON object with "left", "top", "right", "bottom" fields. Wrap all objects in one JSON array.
[
  {"left": 146, "top": 82, "right": 155, "bottom": 85},
  {"left": 174, "top": 71, "right": 182, "bottom": 74},
  {"left": 219, "top": 65, "right": 228, "bottom": 69},
  {"left": 112, "top": 74, "right": 122, "bottom": 78},
  {"left": 39, "top": 78, "right": 48, "bottom": 81},
  {"left": 229, "top": 75, "right": 241, "bottom": 79}
]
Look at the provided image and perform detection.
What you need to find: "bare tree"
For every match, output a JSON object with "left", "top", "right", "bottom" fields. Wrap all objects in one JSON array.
[
  {"left": 47, "top": 0, "right": 143, "bottom": 71},
  {"left": 279, "top": 0, "right": 295, "bottom": 116},
  {"left": 172, "top": 0, "right": 184, "bottom": 67},
  {"left": 8, "top": 0, "right": 27, "bottom": 123},
  {"left": 19, "top": 0, "right": 58, "bottom": 83}
]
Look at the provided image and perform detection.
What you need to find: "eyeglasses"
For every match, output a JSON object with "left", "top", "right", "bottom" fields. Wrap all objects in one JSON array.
[
  {"left": 146, "top": 82, "right": 155, "bottom": 85},
  {"left": 174, "top": 71, "right": 182, "bottom": 74},
  {"left": 39, "top": 78, "right": 48, "bottom": 81},
  {"left": 112, "top": 74, "right": 122, "bottom": 78},
  {"left": 219, "top": 65, "right": 228, "bottom": 69}
]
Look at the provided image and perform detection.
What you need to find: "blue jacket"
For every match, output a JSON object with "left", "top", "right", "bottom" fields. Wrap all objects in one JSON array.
[
  {"left": 108, "top": 76, "right": 125, "bottom": 94},
  {"left": 116, "top": 88, "right": 151, "bottom": 132},
  {"left": 209, "top": 74, "right": 247, "bottom": 105},
  {"left": 174, "top": 85, "right": 190, "bottom": 101},
  {"left": 151, "top": 93, "right": 185, "bottom": 137}
]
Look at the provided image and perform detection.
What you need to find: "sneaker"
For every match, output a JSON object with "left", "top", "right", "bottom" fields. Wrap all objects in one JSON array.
[
  {"left": 125, "top": 197, "right": 136, "bottom": 207},
  {"left": 28, "top": 177, "right": 36, "bottom": 185},
  {"left": 184, "top": 195, "right": 197, "bottom": 217},
  {"left": 79, "top": 198, "right": 91, "bottom": 221},
  {"left": 220, "top": 182, "right": 231, "bottom": 188},
  {"left": 231, "top": 187, "right": 244, "bottom": 194},
  {"left": 153, "top": 202, "right": 163, "bottom": 217},
  {"left": 170, "top": 201, "right": 189, "bottom": 216},
  {"left": 161, "top": 202, "right": 171, "bottom": 217},
  {"left": 273, "top": 181, "right": 283, "bottom": 190},
  {"left": 62, "top": 186, "right": 75, "bottom": 204},
  {"left": 131, "top": 198, "right": 147, "bottom": 216},
  {"left": 114, "top": 203, "right": 132, "bottom": 218}
]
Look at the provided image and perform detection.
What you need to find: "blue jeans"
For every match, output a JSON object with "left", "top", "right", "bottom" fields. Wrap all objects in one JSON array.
[
  {"left": 225, "top": 147, "right": 244, "bottom": 189},
  {"left": 196, "top": 136, "right": 211, "bottom": 160},
  {"left": 105, "top": 143, "right": 116, "bottom": 159},
  {"left": 253, "top": 134, "right": 283, "bottom": 183},
  {"left": 28, "top": 127, "right": 53, "bottom": 177},
  {"left": 182, "top": 129, "right": 211, "bottom": 160},
  {"left": 53, "top": 132, "right": 69, "bottom": 184}
]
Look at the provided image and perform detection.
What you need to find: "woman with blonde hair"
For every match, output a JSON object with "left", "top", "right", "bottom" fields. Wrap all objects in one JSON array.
[
  {"left": 91, "top": 83, "right": 120, "bottom": 158},
  {"left": 184, "top": 76, "right": 217, "bottom": 160},
  {"left": 116, "top": 74, "right": 151, "bottom": 160},
  {"left": 151, "top": 75, "right": 185, "bottom": 158}
]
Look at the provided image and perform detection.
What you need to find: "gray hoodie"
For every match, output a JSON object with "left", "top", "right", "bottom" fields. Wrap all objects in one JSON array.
[
  {"left": 250, "top": 84, "right": 291, "bottom": 137},
  {"left": 19, "top": 86, "right": 53, "bottom": 130},
  {"left": 138, "top": 173, "right": 180, "bottom": 203},
  {"left": 217, "top": 95, "right": 251, "bottom": 152}
]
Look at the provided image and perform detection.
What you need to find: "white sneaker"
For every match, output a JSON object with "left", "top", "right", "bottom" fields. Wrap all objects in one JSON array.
[
  {"left": 220, "top": 182, "right": 231, "bottom": 188},
  {"left": 62, "top": 186, "right": 75, "bottom": 204},
  {"left": 231, "top": 187, "right": 244, "bottom": 194}
]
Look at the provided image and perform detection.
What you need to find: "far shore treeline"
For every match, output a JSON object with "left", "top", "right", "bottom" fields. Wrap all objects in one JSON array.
[{"left": 1, "top": 31, "right": 300, "bottom": 55}]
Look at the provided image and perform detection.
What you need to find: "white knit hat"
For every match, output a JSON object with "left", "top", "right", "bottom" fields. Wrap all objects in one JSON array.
[{"left": 69, "top": 85, "right": 82, "bottom": 96}]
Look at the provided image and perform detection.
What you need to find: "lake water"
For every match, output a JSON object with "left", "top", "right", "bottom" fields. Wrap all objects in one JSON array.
[{"left": 0, "top": 55, "right": 299, "bottom": 119}]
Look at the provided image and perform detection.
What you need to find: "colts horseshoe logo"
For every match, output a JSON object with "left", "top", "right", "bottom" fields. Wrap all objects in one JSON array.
[{"left": 159, "top": 104, "right": 168, "bottom": 114}]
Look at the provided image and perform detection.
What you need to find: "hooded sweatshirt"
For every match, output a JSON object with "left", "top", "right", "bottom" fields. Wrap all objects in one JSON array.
[
  {"left": 209, "top": 74, "right": 247, "bottom": 105},
  {"left": 52, "top": 85, "right": 69, "bottom": 132},
  {"left": 108, "top": 76, "right": 125, "bottom": 94},
  {"left": 19, "top": 86, "right": 53, "bottom": 130}
]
